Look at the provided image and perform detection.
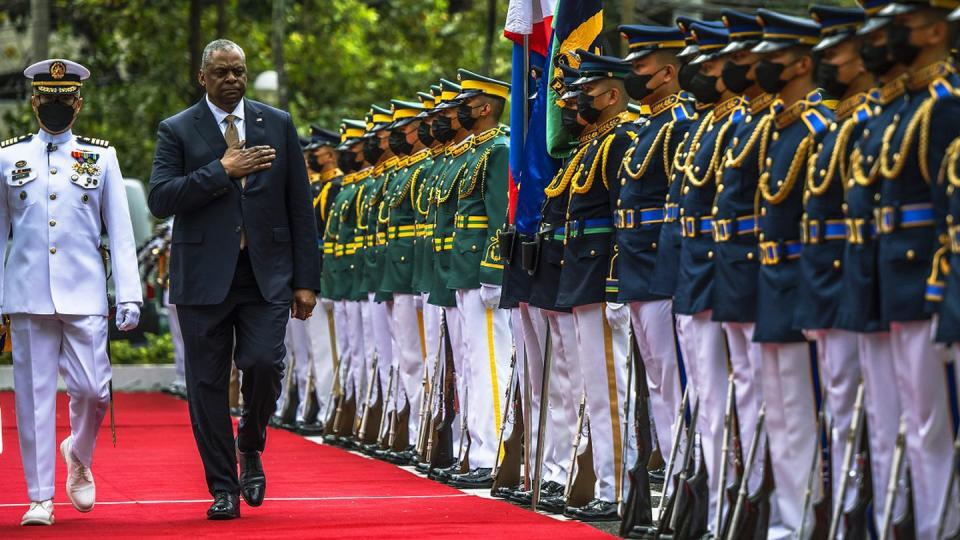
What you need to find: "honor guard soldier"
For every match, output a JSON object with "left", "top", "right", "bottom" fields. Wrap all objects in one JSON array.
[
  {"left": 872, "top": 1, "right": 960, "bottom": 534},
  {"left": 675, "top": 22, "right": 750, "bottom": 532},
  {"left": 357, "top": 104, "right": 398, "bottom": 450},
  {"left": 797, "top": 6, "right": 870, "bottom": 524},
  {"left": 376, "top": 99, "right": 431, "bottom": 463},
  {"left": 751, "top": 11, "right": 832, "bottom": 536},
  {"left": 439, "top": 69, "right": 511, "bottom": 489},
  {"left": 555, "top": 50, "right": 637, "bottom": 521},
  {"left": 427, "top": 77, "right": 473, "bottom": 480},
  {"left": 8, "top": 59, "right": 142, "bottom": 526},
  {"left": 837, "top": 1, "right": 908, "bottom": 529},
  {"left": 710, "top": 8, "right": 773, "bottom": 502},
  {"left": 614, "top": 22, "right": 693, "bottom": 507}
]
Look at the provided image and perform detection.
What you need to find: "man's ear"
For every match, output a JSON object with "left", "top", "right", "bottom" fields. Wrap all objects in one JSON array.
[
  {"left": 75, "top": 97, "right": 84, "bottom": 114},
  {"left": 197, "top": 70, "right": 206, "bottom": 88}
]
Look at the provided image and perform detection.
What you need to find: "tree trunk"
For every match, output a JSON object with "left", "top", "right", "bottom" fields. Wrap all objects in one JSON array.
[
  {"left": 216, "top": 0, "right": 227, "bottom": 37},
  {"left": 272, "top": 0, "right": 288, "bottom": 110},
  {"left": 481, "top": 0, "right": 496, "bottom": 75},
  {"left": 188, "top": 0, "right": 203, "bottom": 102},
  {"left": 30, "top": 0, "right": 49, "bottom": 64}
]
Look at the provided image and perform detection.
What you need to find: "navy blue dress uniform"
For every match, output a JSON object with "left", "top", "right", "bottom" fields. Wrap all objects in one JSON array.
[
  {"left": 554, "top": 50, "right": 637, "bottom": 516},
  {"left": 750, "top": 9, "right": 831, "bottom": 536},
  {"left": 871, "top": 1, "right": 960, "bottom": 531},
  {"left": 937, "top": 5, "right": 960, "bottom": 346}
]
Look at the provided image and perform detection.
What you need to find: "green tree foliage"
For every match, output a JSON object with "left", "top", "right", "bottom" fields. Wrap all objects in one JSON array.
[{"left": 3, "top": 0, "right": 512, "bottom": 182}]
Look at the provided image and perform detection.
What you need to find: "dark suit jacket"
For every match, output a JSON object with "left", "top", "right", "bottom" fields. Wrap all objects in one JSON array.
[{"left": 148, "top": 98, "right": 320, "bottom": 305}]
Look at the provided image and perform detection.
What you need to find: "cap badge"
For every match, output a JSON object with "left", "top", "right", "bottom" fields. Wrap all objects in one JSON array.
[{"left": 50, "top": 61, "right": 66, "bottom": 80}]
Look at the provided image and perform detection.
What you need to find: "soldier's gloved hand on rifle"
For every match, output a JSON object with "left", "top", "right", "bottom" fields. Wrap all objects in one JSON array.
[
  {"left": 116, "top": 302, "right": 141, "bottom": 332},
  {"left": 480, "top": 284, "right": 502, "bottom": 310},
  {"left": 604, "top": 302, "right": 630, "bottom": 330}
]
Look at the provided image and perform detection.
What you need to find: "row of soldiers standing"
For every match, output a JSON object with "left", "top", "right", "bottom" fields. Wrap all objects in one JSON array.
[{"left": 277, "top": 0, "right": 960, "bottom": 537}]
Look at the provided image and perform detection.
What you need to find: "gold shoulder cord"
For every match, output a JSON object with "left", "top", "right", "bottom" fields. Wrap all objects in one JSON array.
[
  {"left": 759, "top": 133, "right": 813, "bottom": 205},
  {"left": 621, "top": 123, "right": 671, "bottom": 180},
  {"left": 355, "top": 185, "right": 368, "bottom": 230},
  {"left": 437, "top": 164, "right": 468, "bottom": 203},
  {"left": 572, "top": 134, "right": 615, "bottom": 194},
  {"left": 415, "top": 176, "right": 431, "bottom": 217},
  {"left": 393, "top": 166, "right": 423, "bottom": 209},
  {"left": 723, "top": 114, "right": 773, "bottom": 172},
  {"left": 942, "top": 137, "right": 960, "bottom": 187},
  {"left": 684, "top": 115, "right": 733, "bottom": 188},
  {"left": 545, "top": 141, "right": 589, "bottom": 198},
  {"left": 460, "top": 148, "right": 493, "bottom": 199},
  {"left": 807, "top": 117, "right": 857, "bottom": 196},
  {"left": 878, "top": 98, "right": 934, "bottom": 182},
  {"left": 671, "top": 130, "right": 692, "bottom": 178},
  {"left": 662, "top": 123, "right": 675, "bottom": 177}
]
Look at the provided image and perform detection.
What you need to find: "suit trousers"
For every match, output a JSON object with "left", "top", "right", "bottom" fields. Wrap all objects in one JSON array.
[
  {"left": 275, "top": 316, "right": 310, "bottom": 420},
  {"left": 304, "top": 303, "right": 336, "bottom": 420},
  {"left": 178, "top": 251, "right": 289, "bottom": 494},
  {"left": 12, "top": 314, "right": 111, "bottom": 502}
]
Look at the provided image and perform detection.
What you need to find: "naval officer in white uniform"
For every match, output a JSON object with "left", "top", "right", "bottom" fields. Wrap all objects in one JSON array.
[{"left": 1, "top": 59, "right": 142, "bottom": 526}]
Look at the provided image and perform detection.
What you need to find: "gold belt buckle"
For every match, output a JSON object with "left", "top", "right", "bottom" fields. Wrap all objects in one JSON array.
[
  {"left": 759, "top": 241, "right": 780, "bottom": 265},
  {"left": 682, "top": 216, "right": 696, "bottom": 238},
  {"left": 876, "top": 207, "right": 896, "bottom": 234},
  {"left": 713, "top": 219, "right": 731, "bottom": 242}
]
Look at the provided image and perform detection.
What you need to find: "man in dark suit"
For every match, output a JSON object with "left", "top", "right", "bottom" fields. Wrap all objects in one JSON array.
[{"left": 147, "top": 39, "right": 319, "bottom": 520}]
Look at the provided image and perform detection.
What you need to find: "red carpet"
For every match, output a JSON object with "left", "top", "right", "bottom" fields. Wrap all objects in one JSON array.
[{"left": 0, "top": 392, "right": 613, "bottom": 539}]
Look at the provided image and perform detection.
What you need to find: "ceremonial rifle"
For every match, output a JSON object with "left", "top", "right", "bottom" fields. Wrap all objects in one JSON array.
[
  {"left": 938, "top": 432, "right": 960, "bottom": 540},
  {"left": 880, "top": 420, "right": 907, "bottom": 540},
  {"left": 563, "top": 394, "right": 596, "bottom": 508},
  {"left": 663, "top": 398, "right": 701, "bottom": 537},
  {"left": 800, "top": 404, "right": 830, "bottom": 540},
  {"left": 725, "top": 404, "right": 766, "bottom": 540},
  {"left": 715, "top": 374, "right": 736, "bottom": 537},
  {"left": 620, "top": 333, "right": 655, "bottom": 537},
  {"left": 530, "top": 324, "right": 553, "bottom": 511},
  {"left": 356, "top": 355, "right": 380, "bottom": 441},
  {"left": 376, "top": 365, "right": 397, "bottom": 448},
  {"left": 828, "top": 383, "right": 870, "bottom": 540},
  {"left": 718, "top": 375, "right": 745, "bottom": 540},
  {"left": 491, "top": 345, "right": 523, "bottom": 494},
  {"left": 426, "top": 312, "right": 456, "bottom": 470}
]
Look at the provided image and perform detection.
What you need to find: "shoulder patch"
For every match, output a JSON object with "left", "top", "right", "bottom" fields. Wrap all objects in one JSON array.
[
  {"left": 76, "top": 136, "right": 111, "bottom": 148},
  {"left": 929, "top": 78, "right": 953, "bottom": 101},
  {"left": 0, "top": 134, "right": 33, "bottom": 148},
  {"left": 801, "top": 109, "right": 829, "bottom": 137}
]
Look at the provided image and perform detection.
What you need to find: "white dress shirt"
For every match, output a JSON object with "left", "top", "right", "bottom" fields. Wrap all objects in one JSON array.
[{"left": 206, "top": 94, "right": 246, "bottom": 143}]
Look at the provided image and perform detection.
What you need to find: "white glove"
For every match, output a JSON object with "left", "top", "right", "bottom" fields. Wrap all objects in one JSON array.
[
  {"left": 480, "top": 284, "right": 502, "bottom": 310},
  {"left": 605, "top": 302, "right": 631, "bottom": 330},
  {"left": 321, "top": 298, "right": 334, "bottom": 312},
  {"left": 116, "top": 302, "right": 141, "bottom": 332}
]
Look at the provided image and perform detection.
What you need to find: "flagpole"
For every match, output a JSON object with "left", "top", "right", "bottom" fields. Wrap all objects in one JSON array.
[{"left": 522, "top": 34, "right": 530, "bottom": 143}]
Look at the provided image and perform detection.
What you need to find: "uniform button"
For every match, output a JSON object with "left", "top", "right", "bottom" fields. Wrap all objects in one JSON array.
[
  {"left": 712, "top": 206, "right": 718, "bottom": 214},
  {"left": 400, "top": 256, "right": 405, "bottom": 261},
  {"left": 747, "top": 251, "right": 754, "bottom": 260},
  {"left": 590, "top": 250, "right": 596, "bottom": 256},
  {"left": 772, "top": 132, "right": 779, "bottom": 141},
  {"left": 841, "top": 203, "right": 848, "bottom": 212},
  {"left": 866, "top": 155, "right": 874, "bottom": 164},
  {"left": 761, "top": 208, "right": 767, "bottom": 216},
  {"left": 617, "top": 198, "right": 622, "bottom": 205},
  {"left": 235, "top": 226, "right": 242, "bottom": 233},
  {"left": 621, "top": 179, "right": 626, "bottom": 186},
  {"left": 759, "top": 233, "right": 765, "bottom": 242},
  {"left": 560, "top": 259, "right": 565, "bottom": 265},
  {"left": 732, "top": 137, "right": 740, "bottom": 146},
  {"left": 833, "top": 260, "right": 841, "bottom": 269},
  {"left": 683, "top": 187, "right": 690, "bottom": 194},
  {"left": 863, "top": 128, "right": 871, "bottom": 138},
  {"left": 651, "top": 242, "right": 657, "bottom": 249},
  {"left": 49, "top": 247, "right": 56, "bottom": 254},
  {"left": 471, "top": 245, "right": 477, "bottom": 250},
  {"left": 19, "top": 191, "right": 26, "bottom": 200},
  {"left": 906, "top": 249, "right": 915, "bottom": 260},
  {"left": 717, "top": 184, "right": 725, "bottom": 192},
  {"left": 49, "top": 167, "right": 57, "bottom": 174},
  {"left": 49, "top": 193, "right": 56, "bottom": 200},
  {"left": 707, "top": 250, "right": 714, "bottom": 259},
  {"left": 874, "top": 193, "right": 881, "bottom": 202},
  {"left": 49, "top": 220, "right": 56, "bottom": 227}
]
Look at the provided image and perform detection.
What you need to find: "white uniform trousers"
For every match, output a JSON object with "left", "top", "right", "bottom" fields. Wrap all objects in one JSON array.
[
  {"left": 421, "top": 297, "right": 442, "bottom": 415},
  {"left": 545, "top": 309, "right": 584, "bottom": 485},
  {"left": 368, "top": 295, "right": 394, "bottom": 419},
  {"left": 275, "top": 316, "right": 311, "bottom": 420},
  {"left": 455, "top": 288, "right": 512, "bottom": 469},
  {"left": 856, "top": 331, "right": 906, "bottom": 530},
  {"left": 808, "top": 329, "right": 860, "bottom": 517},
  {"left": 890, "top": 320, "right": 955, "bottom": 540},
  {"left": 443, "top": 304, "right": 467, "bottom": 454},
  {"left": 12, "top": 314, "right": 111, "bottom": 502},
  {"left": 573, "top": 303, "right": 629, "bottom": 503},
  {"left": 675, "top": 310, "right": 729, "bottom": 532},
  {"left": 629, "top": 300, "right": 682, "bottom": 469},
  {"left": 165, "top": 290, "right": 185, "bottom": 386},
  {"left": 722, "top": 322, "right": 765, "bottom": 493},
  {"left": 390, "top": 294, "right": 425, "bottom": 438},
  {"left": 344, "top": 300, "right": 367, "bottom": 402},
  {"left": 760, "top": 342, "right": 817, "bottom": 540},
  {"left": 305, "top": 304, "right": 336, "bottom": 420}
]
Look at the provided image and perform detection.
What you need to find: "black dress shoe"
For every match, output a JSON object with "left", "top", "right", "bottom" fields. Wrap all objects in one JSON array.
[
  {"left": 448, "top": 467, "right": 494, "bottom": 489},
  {"left": 295, "top": 421, "right": 325, "bottom": 436},
  {"left": 537, "top": 494, "right": 567, "bottom": 514},
  {"left": 648, "top": 466, "right": 665, "bottom": 487},
  {"left": 491, "top": 484, "right": 521, "bottom": 499},
  {"left": 428, "top": 463, "right": 461, "bottom": 482},
  {"left": 565, "top": 498, "right": 619, "bottom": 522},
  {"left": 414, "top": 460, "right": 431, "bottom": 473},
  {"left": 238, "top": 449, "right": 266, "bottom": 507},
  {"left": 207, "top": 492, "right": 240, "bottom": 520},
  {"left": 505, "top": 488, "right": 532, "bottom": 505},
  {"left": 268, "top": 415, "right": 283, "bottom": 427},
  {"left": 383, "top": 449, "right": 412, "bottom": 465}
]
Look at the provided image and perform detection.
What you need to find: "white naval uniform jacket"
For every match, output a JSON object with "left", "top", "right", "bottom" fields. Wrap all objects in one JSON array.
[{"left": 0, "top": 129, "right": 142, "bottom": 316}]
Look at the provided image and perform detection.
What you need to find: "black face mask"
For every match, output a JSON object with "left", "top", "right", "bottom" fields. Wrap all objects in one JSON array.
[
  {"left": 576, "top": 90, "right": 608, "bottom": 124},
  {"left": 688, "top": 71, "right": 722, "bottom": 104},
  {"left": 388, "top": 130, "right": 413, "bottom": 155},
  {"left": 623, "top": 67, "right": 666, "bottom": 101},
  {"left": 457, "top": 104, "right": 480, "bottom": 131},
  {"left": 417, "top": 121, "right": 435, "bottom": 146},
  {"left": 887, "top": 23, "right": 921, "bottom": 67},
  {"left": 433, "top": 115, "right": 456, "bottom": 143},
  {"left": 363, "top": 137, "right": 384, "bottom": 164},
  {"left": 815, "top": 60, "right": 848, "bottom": 99},
  {"left": 37, "top": 102, "right": 76, "bottom": 134},
  {"left": 307, "top": 153, "right": 321, "bottom": 172},
  {"left": 860, "top": 40, "right": 896, "bottom": 76},
  {"left": 756, "top": 59, "right": 791, "bottom": 94},
  {"left": 678, "top": 61, "right": 699, "bottom": 93},
  {"left": 561, "top": 107, "right": 585, "bottom": 138},
  {"left": 722, "top": 61, "right": 754, "bottom": 94}
]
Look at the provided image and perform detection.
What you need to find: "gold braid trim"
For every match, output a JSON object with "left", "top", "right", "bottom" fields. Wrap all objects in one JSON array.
[
  {"left": 415, "top": 177, "right": 430, "bottom": 216},
  {"left": 621, "top": 123, "right": 671, "bottom": 180},
  {"left": 807, "top": 117, "right": 857, "bottom": 197},
  {"left": 572, "top": 134, "right": 615, "bottom": 195},
  {"left": 725, "top": 114, "right": 772, "bottom": 170},
  {"left": 879, "top": 98, "right": 934, "bottom": 181},
  {"left": 460, "top": 148, "right": 493, "bottom": 199},
  {"left": 942, "top": 137, "right": 960, "bottom": 187},
  {"left": 850, "top": 147, "right": 881, "bottom": 187},
  {"left": 545, "top": 143, "right": 589, "bottom": 198},
  {"left": 437, "top": 164, "right": 468, "bottom": 203},
  {"left": 759, "top": 134, "right": 813, "bottom": 205},
  {"left": 392, "top": 166, "right": 423, "bottom": 209},
  {"left": 578, "top": 116, "right": 621, "bottom": 145},
  {"left": 685, "top": 117, "right": 733, "bottom": 188},
  {"left": 662, "top": 123, "right": 675, "bottom": 178},
  {"left": 355, "top": 185, "right": 368, "bottom": 230},
  {"left": 672, "top": 131, "right": 691, "bottom": 178}
]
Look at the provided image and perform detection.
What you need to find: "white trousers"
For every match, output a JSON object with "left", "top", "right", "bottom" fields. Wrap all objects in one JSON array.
[
  {"left": 857, "top": 331, "right": 906, "bottom": 530},
  {"left": 573, "top": 303, "right": 629, "bottom": 502},
  {"left": 275, "top": 316, "right": 311, "bottom": 419},
  {"left": 454, "top": 288, "right": 512, "bottom": 469},
  {"left": 343, "top": 300, "right": 366, "bottom": 402},
  {"left": 808, "top": 329, "right": 861, "bottom": 515},
  {"left": 391, "top": 294, "right": 425, "bottom": 439},
  {"left": 305, "top": 304, "right": 336, "bottom": 420},
  {"left": 675, "top": 310, "right": 729, "bottom": 532},
  {"left": 367, "top": 295, "right": 394, "bottom": 416},
  {"left": 421, "top": 297, "right": 442, "bottom": 426},
  {"left": 12, "top": 314, "right": 111, "bottom": 502},
  {"left": 629, "top": 300, "right": 681, "bottom": 470},
  {"left": 760, "top": 342, "right": 817, "bottom": 540},
  {"left": 545, "top": 310, "right": 584, "bottom": 486},
  {"left": 443, "top": 304, "right": 467, "bottom": 455},
  {"left": 890, "top": 320, "right": 954, "bottom": 540},
  {"left": 722, "top": 322, "right": 766, "bottom": 493}
]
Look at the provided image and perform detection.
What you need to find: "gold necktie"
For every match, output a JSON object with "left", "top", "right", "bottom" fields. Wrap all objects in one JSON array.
[{"left": 224, "top": 114, "right": 247, "bottom": 249}]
